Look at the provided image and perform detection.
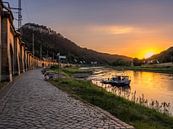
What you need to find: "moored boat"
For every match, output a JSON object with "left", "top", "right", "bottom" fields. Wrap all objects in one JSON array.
[{"left": 101, "top": 75, "right": 131, "bottom": 86}]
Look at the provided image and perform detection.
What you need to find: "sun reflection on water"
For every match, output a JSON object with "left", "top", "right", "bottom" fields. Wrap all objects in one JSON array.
[{"left": 88, "top": 68, "right": 173, "bottom": 115}]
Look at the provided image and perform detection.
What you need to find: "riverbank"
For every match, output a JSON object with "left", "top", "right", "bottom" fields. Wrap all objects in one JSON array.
[
  {"left": 48, "top": 66, "right": 173, "bottom": 129},
  {"left": 112, "top": 65, "right": 173, "bottom": 74}
]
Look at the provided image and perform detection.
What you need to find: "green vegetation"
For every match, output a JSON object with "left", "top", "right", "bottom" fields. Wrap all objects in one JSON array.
[
  {"left": 49, "top": 67, "right": 173, "bottom": 129},
  {"left": 61, "top": 66, "right": 89, "bottom": 76},
  {"left": 48, "top": 65, "right": 92, "bottom": 77},
  {"left": 111, "top": 59, "right": 131, "bottom": 66}
]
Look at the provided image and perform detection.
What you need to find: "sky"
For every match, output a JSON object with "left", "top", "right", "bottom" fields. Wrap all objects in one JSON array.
[{"left": 4, "top": 0, "right": 173, "bottom": 58}]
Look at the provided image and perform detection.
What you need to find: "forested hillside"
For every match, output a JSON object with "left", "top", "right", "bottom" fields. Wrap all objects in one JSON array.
[
  {"left": 20, "top": 23, "right": 132, "bottom": 65},
  {"left": 149, "top": 47, "right": 173, "bottom": 63}
]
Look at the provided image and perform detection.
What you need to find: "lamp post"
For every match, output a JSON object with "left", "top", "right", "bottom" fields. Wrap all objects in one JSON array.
[
  {"left": 57, "top": 53, "right": 60, "bottom": 80},
  {"left": 32, "top": 33, "right": 34, "bottom": 56}
]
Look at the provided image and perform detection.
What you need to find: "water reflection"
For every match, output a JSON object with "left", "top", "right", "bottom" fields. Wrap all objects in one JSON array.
[{"left": 88, "top": 68, "right": 173, "bottom": 115}]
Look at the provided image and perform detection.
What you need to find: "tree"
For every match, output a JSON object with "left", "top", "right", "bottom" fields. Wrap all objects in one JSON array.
[
  {"left": 112, "top": 59, "right": 131, "bottom": 66},
  {"left": 133, "top": 58, "right": 143, "bottom": 66}
]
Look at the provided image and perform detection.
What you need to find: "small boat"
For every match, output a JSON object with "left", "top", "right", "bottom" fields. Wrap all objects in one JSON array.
[{"left": 101, "top": 75, "right": 131, "bottom": 86}]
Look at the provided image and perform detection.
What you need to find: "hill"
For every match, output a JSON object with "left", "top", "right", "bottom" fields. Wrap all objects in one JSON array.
[
  {"left": 149, "top": 47, "right": 173, "bottom": 63},
  {"left": 20, "top": 23, "right": 132, "bottom": 65}
]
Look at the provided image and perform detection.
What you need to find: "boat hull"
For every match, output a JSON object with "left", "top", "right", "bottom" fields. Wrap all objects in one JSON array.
[
  {"left": 101, "top": 80, "right": 131, "bottom": 86},
  {"left": 110, "top": 82, "right": 130, "bottom": 86}
]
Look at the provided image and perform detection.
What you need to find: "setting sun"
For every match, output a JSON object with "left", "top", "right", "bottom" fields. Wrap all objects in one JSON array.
[
  {"left": 135, "top": 47, "right": 162, "bottom": 59},
  {"left": 144, "top": 52, "right": 155, "bottom": 59}
]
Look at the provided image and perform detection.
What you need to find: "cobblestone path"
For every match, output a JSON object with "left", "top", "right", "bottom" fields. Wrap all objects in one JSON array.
[{"left": 0, "top": 69, "right": 134, "bottom": 129}]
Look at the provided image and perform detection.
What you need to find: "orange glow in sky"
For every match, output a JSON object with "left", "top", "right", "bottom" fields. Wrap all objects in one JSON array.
[
  {"left": 61, "top": 24, "right": 172, "bottom": 59},
  {"left": 20, "top": 0, "right": 172, "bottom": 59},
  {"left": 134, "top": 48, "right": 161, "bottom": 59}
]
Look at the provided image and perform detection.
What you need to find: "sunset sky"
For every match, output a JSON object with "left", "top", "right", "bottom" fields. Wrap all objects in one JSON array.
[{"left": 5, "top": 0, "right": 173, "bottom": 58}]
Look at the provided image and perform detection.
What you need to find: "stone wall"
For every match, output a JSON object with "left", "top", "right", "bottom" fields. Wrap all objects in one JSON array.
[{"left": 0, "top": 1, "right": 57, "bottom": 82}]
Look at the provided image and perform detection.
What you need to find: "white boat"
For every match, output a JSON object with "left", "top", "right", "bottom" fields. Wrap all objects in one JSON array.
[{"left": 101, "top": 75, "right": 131, "bottom": 86}]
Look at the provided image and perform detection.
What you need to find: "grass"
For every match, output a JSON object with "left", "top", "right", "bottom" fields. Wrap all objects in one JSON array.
[
  {"left": 49, "top": 67, "right": 173, "bottom": 129},
  {"left": 49, "top": 66, "right": 92, "bottom": 77}
]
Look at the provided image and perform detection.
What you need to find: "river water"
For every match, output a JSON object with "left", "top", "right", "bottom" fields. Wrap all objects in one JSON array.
[{"left": 86, "top": 67, "right": 173, "bottom": 115}]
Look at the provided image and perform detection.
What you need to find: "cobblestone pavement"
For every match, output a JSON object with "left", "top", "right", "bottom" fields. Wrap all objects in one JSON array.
[{"left": 0, "top": 69, "right": 134, "bottom": 129}]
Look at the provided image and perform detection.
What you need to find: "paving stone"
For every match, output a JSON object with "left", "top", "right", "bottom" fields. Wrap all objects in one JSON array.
[{"left": 0, "top": 69, "right": 134, "bottom": 129}]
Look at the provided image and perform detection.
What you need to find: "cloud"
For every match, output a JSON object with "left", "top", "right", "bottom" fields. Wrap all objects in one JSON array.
[
  {"left": 89, "top": 25, "right": 134, "bottom": 35},
  {"left": 109, "top": 26, "right": 134, "bottom": 35},
  {"left": 88, "top": 24, "right": 173, "bottom": 37}
]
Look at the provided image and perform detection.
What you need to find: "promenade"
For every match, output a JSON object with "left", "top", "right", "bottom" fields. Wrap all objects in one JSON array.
[{"left": 0, "top": 69, "right": 134, "bottom": 129}]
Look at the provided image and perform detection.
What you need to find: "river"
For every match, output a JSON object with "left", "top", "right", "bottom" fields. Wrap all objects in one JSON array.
[{"left": 86, "top": 67, "right": 173, "bottom": 115}]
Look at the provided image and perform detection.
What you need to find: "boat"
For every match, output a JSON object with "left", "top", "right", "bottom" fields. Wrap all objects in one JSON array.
[{"left": 101, "top": 75, "right": 131, "bottom": 86}]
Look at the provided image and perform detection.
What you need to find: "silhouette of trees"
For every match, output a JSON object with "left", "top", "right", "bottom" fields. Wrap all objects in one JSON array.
[
  {"left": 112, "top": 59, "right": 131, "bottom": 66},
  {"left": 133, "top": 58, "right": 143, "bottom": 66},
  {"left": 20, "top": 23, "right": 132, "bottom": 65},
  {"left": 148, "top": 47, "right": 173, "bottom": 63}
]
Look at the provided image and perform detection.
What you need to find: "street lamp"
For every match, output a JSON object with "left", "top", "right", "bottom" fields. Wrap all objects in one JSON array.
[{"left": 57, "top": 53, "right": 60, "bottom": 80}]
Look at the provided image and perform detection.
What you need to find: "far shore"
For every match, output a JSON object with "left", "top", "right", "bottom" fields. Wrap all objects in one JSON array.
[{"left": 111, "top": 64, "right": 173, "bottom": 74}]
